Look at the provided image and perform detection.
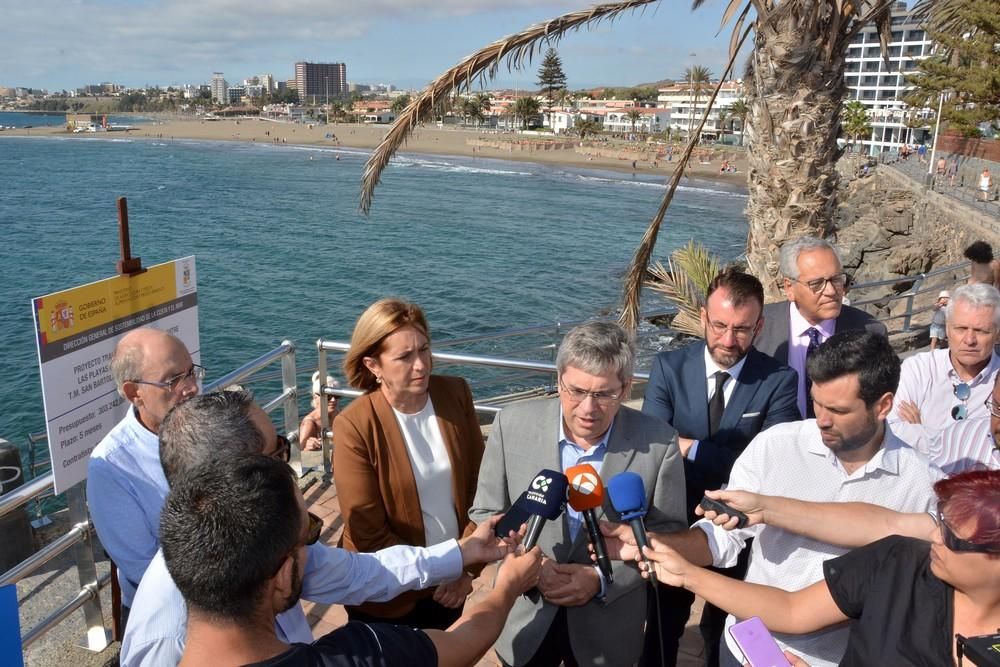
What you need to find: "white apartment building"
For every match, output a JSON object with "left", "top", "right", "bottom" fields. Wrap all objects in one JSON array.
[
  {"left": 603, "top": 108, "right": 671, "bottom": 134},
  {"left": 844, "top": 1, "right": 934, "bottom": 154},
  {"left": 656, "top": 80, "right": 743, "bottom": 141},
  {"left": 210, "top": 73, "right": 227, "bottom": 104}
]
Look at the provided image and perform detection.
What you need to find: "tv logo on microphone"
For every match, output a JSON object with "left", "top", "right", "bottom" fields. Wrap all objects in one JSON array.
[
  {"left": 527, "top": 473, "right": 552, "bottom": 502},
  {"left": 570, "top": 471, "right": 599, "bottom": 496}
]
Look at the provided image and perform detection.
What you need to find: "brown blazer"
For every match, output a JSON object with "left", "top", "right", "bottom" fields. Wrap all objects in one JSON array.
[{"left": 332, "top": 374, "right": 485, "bottom": 618}]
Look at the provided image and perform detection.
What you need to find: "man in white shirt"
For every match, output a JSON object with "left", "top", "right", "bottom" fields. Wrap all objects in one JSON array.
[
  {"left": 754, "top": 236, "right": 886, "bottom": 418},
  {"left": 933, "top": 373, "right": 1000, "bottom": 473},
  {"left": 605, "top": 331, "right": 941, "bottom": 667},
  {"left": 889, "top": 282, "right": 1000, "bottom": 455}
]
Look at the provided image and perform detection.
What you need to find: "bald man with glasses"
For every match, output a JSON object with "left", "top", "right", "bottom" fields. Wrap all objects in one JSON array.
[{"left": 87, "top": 327, "right": 202, "bottom": 628}]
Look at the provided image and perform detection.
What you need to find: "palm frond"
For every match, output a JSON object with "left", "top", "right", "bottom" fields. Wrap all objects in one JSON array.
[
  {"left": 359, "top": 0, "right": 661, "bottom": 214},
  {"left": 618, "top": 25, "right": 750, "bottom": 332},
  {"left": 646, "top": 260, "right": 705, "bottom": 337}
]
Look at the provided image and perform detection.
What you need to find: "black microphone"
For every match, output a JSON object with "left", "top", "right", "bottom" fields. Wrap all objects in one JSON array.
[
  {"left": 566, "top": 463, "right": 613, "bottom": 584},
  {"left": 520, "top": 469, "right": 568, "bottom": 550},
  {"left": 607, "top": 471, "right": 657, "bottom": 585}
]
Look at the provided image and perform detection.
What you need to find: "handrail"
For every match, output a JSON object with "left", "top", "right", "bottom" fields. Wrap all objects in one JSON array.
[{"left": 1, "top": 341, "right": 301, "bottom": 657}]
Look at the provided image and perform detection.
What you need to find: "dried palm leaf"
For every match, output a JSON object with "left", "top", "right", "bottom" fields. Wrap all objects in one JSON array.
[
  {"left": 618, "top": 25, "right": 751, "bottom": 332},
  {"left": 646, "top": 259, "right": 705, "bottom": 337},
  {"left": 359, "top": 0, "right": 661, "bottom": 214}
]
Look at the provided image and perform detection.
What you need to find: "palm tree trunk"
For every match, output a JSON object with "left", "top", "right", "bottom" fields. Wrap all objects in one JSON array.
[{"left": 743, "top": 0, "right": 847, "bottom": 301}]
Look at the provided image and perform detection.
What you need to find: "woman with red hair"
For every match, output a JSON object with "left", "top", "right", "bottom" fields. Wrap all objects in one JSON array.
[{"left": 641, "top": 470, "right": 1000, "bottom": 666}]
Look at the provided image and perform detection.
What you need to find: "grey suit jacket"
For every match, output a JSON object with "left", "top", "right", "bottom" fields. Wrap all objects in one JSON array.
[
  {"left": 755, "top": 301, "right": 887, "bottom": 365},
  {"left": 470, "top": 397, "right": 687, "bottom": 667}
]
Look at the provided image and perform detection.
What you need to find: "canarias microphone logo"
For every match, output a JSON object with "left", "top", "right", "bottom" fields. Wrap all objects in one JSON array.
[
  {"left": 531, "top": 474, "right": 552, "bottom": 493},
  {"left": 50, "top": 302, "right": 75, "bottom": 331}
]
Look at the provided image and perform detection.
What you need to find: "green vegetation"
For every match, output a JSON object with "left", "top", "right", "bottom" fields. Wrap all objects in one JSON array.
[
  {"left": 390, "top": 95, "right": 412, "bottom": 114},
  {"left": 841, "top": 100, "right": 872, "bottom": 151},
  {"left": 683, "top": 65, "right": 712, "bottom": 138},
  {"left": 536, "top": 48, "right": 568, "bottom": 102},
  {"left": 904, "top": 0, "right": 1000, "bottom": 137},
  {"left": 511, "top": 96, "right": 541, "bottom": 128},
  {"left": 575, "top": 117, "right": 603, "bottom": 139}
]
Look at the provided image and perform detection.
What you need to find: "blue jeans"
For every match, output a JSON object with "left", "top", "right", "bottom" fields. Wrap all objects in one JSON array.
[{"left": 719, "top": 635, "right": 744, "bottom": 667}]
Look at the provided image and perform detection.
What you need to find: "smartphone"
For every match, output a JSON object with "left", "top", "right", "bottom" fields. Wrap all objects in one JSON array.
[
  {"left": 699, "top": 495, "right": 749, "bottom": 529},
  {"left": 494, "top": 491, "right": 531, "bottom": 538},
  {"left": 729, "top": 617, "right": 792, "bottom": 667}
]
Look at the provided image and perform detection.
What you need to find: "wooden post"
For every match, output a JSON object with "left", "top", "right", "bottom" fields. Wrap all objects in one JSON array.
[{"left": 115, "top": 197, "right": 145, "bottom": 276}]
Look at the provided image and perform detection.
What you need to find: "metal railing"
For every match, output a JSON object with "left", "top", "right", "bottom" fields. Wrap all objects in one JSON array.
[
  {"left": 0, "top": 340, "right": 300, "bottom": 655},
  {"left": 848, "top": 261, "right": 969, "bottom": 332}
]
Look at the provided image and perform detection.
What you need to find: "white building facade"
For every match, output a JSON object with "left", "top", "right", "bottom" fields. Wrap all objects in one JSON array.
[{"left": 656, "top": 80, "right": 743, "bottom": 141}]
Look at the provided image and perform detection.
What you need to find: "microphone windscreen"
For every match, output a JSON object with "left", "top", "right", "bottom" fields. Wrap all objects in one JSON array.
[
  {"left": 606, "top": 471, "right": 647, "bottom": 521},
  {"left": 566, "top": 463, "right": 605, "bottom": 512},
  {"left": 522, "top": 469, "right": 569, "bottom": 520}
]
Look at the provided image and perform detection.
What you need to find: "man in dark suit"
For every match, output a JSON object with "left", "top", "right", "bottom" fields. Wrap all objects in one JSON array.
[
  {"left": 754, "top": 236, "right": 886, "bottom": 418},
  {"left": 641, "top": 268, "right": 800, "bottom": 667}
]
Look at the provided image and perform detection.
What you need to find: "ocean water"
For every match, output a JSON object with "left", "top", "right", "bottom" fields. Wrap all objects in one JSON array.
[
  {"left": 0, "top": 111, "right": 149, "bottom": 129},
  {"left": 0, "top": 135, "right": 747, "bottom": 472}
]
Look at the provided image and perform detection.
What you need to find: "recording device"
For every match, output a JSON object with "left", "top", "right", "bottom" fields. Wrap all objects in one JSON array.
[
  {"left": 494, "top": 490, "right": 532, "bottom": 539},
  {"left": 699, "top": 495, "right": 749, "bottom": 529},
  {"left": 729, "top": 617, "right": 792, "bottom": 667},
  {"left": 956, "top": 632, "right": 1000, "bottom": 666},
  {"left": 606, "top": 471, "right": 656, "bottom": 585},
  {"left": 518, "top": 469, "right": 569, "bottom": 551},
  {"left": 566, "top": 463, "right": 613, "bottom": 584}
]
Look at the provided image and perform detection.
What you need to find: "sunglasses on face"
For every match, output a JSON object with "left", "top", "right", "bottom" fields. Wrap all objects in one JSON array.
[{"left": 935, "top": 510, "right": 1000, "bottom": 554}]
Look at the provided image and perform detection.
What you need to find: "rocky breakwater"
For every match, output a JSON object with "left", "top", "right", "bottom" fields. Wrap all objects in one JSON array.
[{"left": 831, "top": 158, "right": 999, "bottom": 350}]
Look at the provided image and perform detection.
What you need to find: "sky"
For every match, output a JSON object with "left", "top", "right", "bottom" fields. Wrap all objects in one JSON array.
[{"left": 1, "top": 0, "right": 744, "bottom": 93}]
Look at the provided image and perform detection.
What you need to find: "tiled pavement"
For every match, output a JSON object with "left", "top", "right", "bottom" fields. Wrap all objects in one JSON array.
[{"left": 300, "top": 474, "right": 706, "bottom": 667}]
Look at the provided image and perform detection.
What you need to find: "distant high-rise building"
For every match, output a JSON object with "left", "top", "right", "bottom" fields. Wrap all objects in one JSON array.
[
  {"left": 295, "top": 62, "right": 347, "bottom": 103},
  {"left": 259, "top": 74, "right": 275, "bottom": 93},
  {"left": 211, "top": 72, "right": 227, "bottom": 104}
]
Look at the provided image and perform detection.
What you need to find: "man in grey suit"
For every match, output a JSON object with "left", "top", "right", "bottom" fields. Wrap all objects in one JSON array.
[
  {"left": 754, "top": 236, "right": 886, "bottom": 417},
  {"left": 470, "top": 321, "right": 687, "bottom": 667}
]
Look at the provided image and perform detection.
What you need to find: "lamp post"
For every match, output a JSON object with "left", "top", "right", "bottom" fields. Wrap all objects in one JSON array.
[{"left": 926, "top": 90, "right": 945, "bottom": 186}]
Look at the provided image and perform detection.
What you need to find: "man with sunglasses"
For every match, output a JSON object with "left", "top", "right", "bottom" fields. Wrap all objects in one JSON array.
[
  {"left": 640, "top": 268, "right": 799, "bottom": 667},
  {"left": 889, "top": 283, "right": 1000, "bottom": 456},
  {"left": 754, "top": 236, "right": 885, "bottom": 418},
  {"left": 122, "top": 390, "right": 522, "bottom": 666},
  {"left": 87, "top": 327, "right": 203, "bottom": 629}
]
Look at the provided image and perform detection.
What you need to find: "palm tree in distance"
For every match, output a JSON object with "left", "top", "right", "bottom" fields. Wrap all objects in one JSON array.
[
  {"left": 359, "top": 0, "right": 941, "bottom": 326},
  {"left": 716, "top": 109, "right": 729, "bottom": 143},
  {"left": 728, "top": 98, "right": 749, "bottom": 146},
  {"left": 626, "top": 107, "right": 642, "bottom": 135},
  {"left": 511, "top": 96, "right": 541, "bottom": 129},
  {"left": 683, "top": 65, "right": 712, "bottom": 140},
  {"left": 841, "top": 100, "right": 872, "bottom": 155}
]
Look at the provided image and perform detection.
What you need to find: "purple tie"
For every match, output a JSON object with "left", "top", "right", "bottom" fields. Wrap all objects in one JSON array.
[{"left": 805, "top": 327, "right": 822, "bottom": 418}]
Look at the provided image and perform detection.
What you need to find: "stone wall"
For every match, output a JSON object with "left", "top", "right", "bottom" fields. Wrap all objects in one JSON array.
[
  {"left": 938, "top": 133, "right": 1000, "bottom": 163},
  {"left": 832, "top": 158, "right": 1000, "bottom": 342}
]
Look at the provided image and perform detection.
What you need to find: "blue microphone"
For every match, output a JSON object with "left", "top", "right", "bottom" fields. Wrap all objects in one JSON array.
[
  {"left": 607, "top": 471, "right": 657, "bottom": 584},
  {"left": 520, "top": 469, "right": 568, "bottom": 550}
]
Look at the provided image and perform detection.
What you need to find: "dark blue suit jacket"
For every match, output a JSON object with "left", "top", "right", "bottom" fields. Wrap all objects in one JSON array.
[{"left": 642, "top": 343, "right": 800, "bottom": 520}]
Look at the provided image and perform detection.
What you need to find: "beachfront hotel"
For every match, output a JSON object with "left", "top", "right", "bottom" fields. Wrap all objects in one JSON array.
[
  {"left": 656, "top": 80, "right": 743, "bottom": 142},
  {"left": 295, "top": 62, "right": 347, "bottom": 104},
  {"left": 844, "top": 0, "right": 935, "bottom": 154}
]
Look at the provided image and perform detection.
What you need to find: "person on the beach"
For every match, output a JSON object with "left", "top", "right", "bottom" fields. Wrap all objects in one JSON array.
[{"left": 298, "top": 371, "right": 339, "bottom": 452}]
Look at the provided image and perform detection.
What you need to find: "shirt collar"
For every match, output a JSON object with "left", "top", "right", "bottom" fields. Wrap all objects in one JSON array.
[
  {"left": 789, "top": 302, "right": 836, "bottom": 339},
  {"left": 943, "top": 349, "right": 1000, "bottom": 386},
  {"left": 806, "top": 422, "right": 903, "bottom": 476},
  {"left": 703, "top": 345, "right": 748, "bottom": 383},
  {"left": 558, "top": 408, "right": 614, "bottom": 453}
]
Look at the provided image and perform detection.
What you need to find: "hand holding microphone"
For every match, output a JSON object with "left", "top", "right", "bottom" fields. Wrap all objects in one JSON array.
[
  {"left": 566, "top": 463, "right": 614, "bottom": 584},
  {"left": 606, "top": 471, "right": 657, "bottom": 586}
]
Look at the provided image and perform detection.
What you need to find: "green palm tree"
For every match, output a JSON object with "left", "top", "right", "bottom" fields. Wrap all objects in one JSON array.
[
  {"left": 626, "top": 107, "right": 643, "bottom": 135},
  {"left": 841, "top": 100, "right": 872, "bottom": 154},
  {"left": 575, "top": 117, "right": 603, "bottom": 139},
  {"left": 511, "top": 96, "right": 541, "bottom": 129},
  {"left": 683, "top": 65, "right": 712, "bottom": 140},
  {"left": 728, "top": 98, "right": 749, "bottom": 146},
  {"left": 716, "top": 109, "right": 729, "bottom": 142}
]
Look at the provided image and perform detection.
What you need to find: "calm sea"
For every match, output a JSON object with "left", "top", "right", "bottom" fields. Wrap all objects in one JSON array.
[
  {"left": 0, "top": 134, "right": 747, "bottom": 474},
  {"left": 0, "top": 111, "right": 148, "bottom": 129}
]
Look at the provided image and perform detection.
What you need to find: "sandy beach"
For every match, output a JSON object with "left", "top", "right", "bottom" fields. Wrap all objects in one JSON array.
[{"left": 5, "top": 116, "right": 749, "bottom": 184}]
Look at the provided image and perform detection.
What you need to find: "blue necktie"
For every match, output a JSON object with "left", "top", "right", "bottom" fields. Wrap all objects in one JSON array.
[{"left": 805, "top": 327, "right": 822, "bottom": 418}]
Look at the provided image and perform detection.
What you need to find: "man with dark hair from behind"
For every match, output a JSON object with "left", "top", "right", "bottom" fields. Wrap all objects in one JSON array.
[
  {"left": 963, "top": 240, "right": 1000, "bottom": 287},
  {"left": 122, "top": 390, "right": 524, "bottom": 666},
  {"left": 161, "top": 455, "right": 542, "bottom": 666},
  {"left": 604, "top": 331, "right": 942, "bottom": 667}
]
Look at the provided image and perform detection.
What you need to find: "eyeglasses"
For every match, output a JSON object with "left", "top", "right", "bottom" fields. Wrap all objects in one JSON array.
[
  {"left": 706, "top": 320, "right": 759, "bottom": 340},
  {"left": 130, "top": 364, "right": 205, "bottom": 392},
  {"left": 934, "top": 510, "right": 1000, "bottom": 554},
  {"left": 269, "top": 435, "right": 291, "bottom": 463},
  {"left": 792, "top": 273, "right": 849, "bottom": 295},
  {"left": 952, "top": 383, "right": 971, "bottom": 421},
  {"left": 559, "top": 380, "right": 623, "bottom": 406},
  {"left": 985, "top": 396, "right": 1000, "bottom": 419}
]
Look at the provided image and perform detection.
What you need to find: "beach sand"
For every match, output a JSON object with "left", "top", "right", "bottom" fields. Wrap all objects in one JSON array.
[{"left": 7, "top": 117, "right": 749, "bottom": 184}]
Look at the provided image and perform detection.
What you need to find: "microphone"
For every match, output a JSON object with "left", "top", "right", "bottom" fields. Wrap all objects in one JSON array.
[
  {"left": 520, "top": 469, "right": 568, "bottom": 550},
  {"left": 606, "top": 471, "right": 657, "bottom": 585},
  {"left": 566, "top": 463, "right": 614, "bottom": 584}
]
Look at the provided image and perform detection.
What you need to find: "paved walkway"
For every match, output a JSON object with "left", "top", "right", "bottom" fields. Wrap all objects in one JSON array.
[
  {"left": 883, "top": 152, "right": 1000, "bottom": 219},
  {"left": 299, "top": 470, "right": 706, "bottom": 667}
]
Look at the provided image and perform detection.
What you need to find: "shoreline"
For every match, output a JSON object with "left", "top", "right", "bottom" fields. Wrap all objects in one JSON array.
[{"left": 2, "top": 116, "right": 750, "bottom": 187}]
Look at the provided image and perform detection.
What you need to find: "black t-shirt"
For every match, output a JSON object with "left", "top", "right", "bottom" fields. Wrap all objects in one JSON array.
[
  {"left": 823, "top": 535, "right": 953, "bottom": 666},
  {"left": 245, "top": 621, "right": 438, "bottom": 667}
]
